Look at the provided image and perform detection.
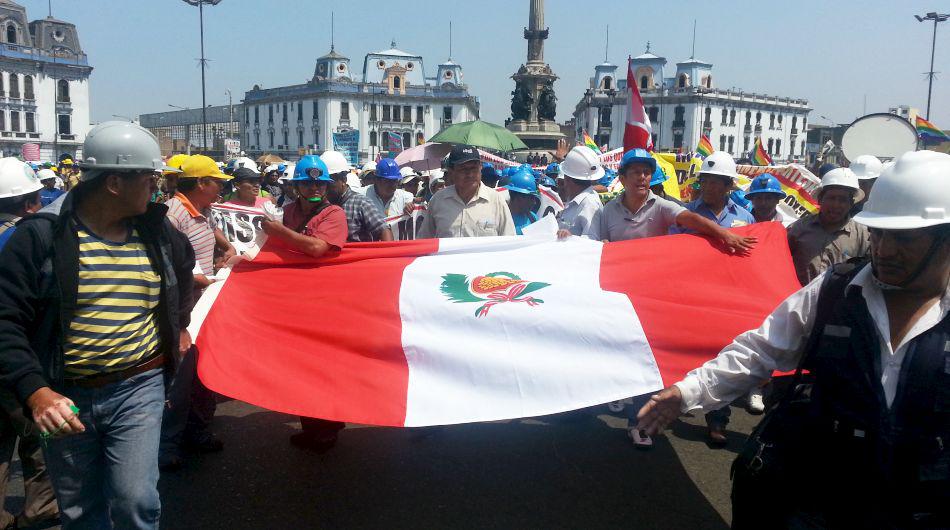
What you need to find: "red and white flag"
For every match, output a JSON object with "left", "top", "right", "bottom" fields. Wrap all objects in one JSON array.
[
  {"left": 623, "top": 57, "right": 654, "bottom": 152},
  {"left": 194, "top": 223, "right": 799, "bottom": 427}
]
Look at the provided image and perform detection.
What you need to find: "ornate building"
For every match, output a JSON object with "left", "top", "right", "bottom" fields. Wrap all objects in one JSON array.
[
  {"left": 241, "top": 41, "right": 479, "bottom": 162},
  {"left": 574, "top": 46, "right": 811, "bottom": 162},
  {"left": 0, "top": 0, "right": 92, "bottom": 161}
]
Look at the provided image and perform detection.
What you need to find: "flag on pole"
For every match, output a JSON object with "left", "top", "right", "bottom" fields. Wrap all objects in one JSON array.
[
  {"left": 623, "top": 58, "right": 654, "bottom": 152},
  {"left": 193, "top": 223, "right": 799, "bottom": 427},
  {"left": 387, "top": 131, "right": 404, "bottom": 153},
  {"left": 915, "top": 116, "right": 950, "bottom": 143},
  {"left": 582, "top": 129, "right": 603, "bottom": 154},
  {"left": 750, "top": 137, "right": 773, "bottom": 166},
  {"left": 696, "top": 135, "right": 714, "bottom": 158}
]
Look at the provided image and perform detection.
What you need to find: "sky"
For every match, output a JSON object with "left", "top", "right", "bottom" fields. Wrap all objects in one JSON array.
[{"left": 22, "top": 0, "right": 950, "bottom": 128}]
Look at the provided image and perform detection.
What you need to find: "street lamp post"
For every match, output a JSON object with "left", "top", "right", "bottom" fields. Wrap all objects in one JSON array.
[
  {"left": 183, "top": 0, "right": 222, "bottom": 154},
  {"left": 915, "top": 12, "right": 949, "bottom": 120}
]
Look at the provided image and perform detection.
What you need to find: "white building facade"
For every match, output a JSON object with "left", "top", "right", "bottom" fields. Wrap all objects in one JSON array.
[
  {"left": 0, "top": 1, "right": 91, "bottom": 162},
  {"left": 243, "top": 42, "right": 479, "bottom": 162},
  {"left": 574, "top": 48, "right": 811, "bottom": 162}
]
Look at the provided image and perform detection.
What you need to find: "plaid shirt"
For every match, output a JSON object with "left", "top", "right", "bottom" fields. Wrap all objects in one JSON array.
[{"left": 339, "top": 188, "right": 388, "bottom": 242}]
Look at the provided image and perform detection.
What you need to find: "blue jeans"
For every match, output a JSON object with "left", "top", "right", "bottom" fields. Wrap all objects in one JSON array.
[{"left": 44, "top": 368, "right": 165, "bottom": 530}]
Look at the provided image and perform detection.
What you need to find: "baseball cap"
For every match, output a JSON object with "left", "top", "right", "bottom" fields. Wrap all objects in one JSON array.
[
  {"left": 180, "top": 155, "right": 233, "bottom": 180},
  {"left": 445, "top": 145, "right": 480, "bottom": 167},
  {"left": 232, "top": 167, "right": 261, "bottom": 182}
]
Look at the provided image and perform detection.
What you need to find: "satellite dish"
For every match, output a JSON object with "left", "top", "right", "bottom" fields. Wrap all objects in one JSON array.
[{"left": 841, "top": 113, "right": 918, "bottom": 162}]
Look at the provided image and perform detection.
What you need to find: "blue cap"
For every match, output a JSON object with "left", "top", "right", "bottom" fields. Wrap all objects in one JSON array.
[
  {"left": 291, "top": 155, "right": 332, "bottom": 182},
  {"left": 375, "top": 158, "right": 401, "bottom": 180},
  {"left": 545, "top": 163, "right": 561, "bottom": 176},
  {"left": 619, "top": 148, "right": 657, "bottom": 172},
  {"left": 507, "top": 167, "right": 539, "bottom": 195},
  {"left": 745, "top": 173, "right": 787, "bottom": 198},
  {"left": 649, "top": 165, "right": 668, "bottom": 187}
]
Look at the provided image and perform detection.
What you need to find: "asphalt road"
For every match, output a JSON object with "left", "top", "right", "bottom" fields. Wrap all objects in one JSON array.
[{"left": 5, "top": 400, "right": 760, "bottom": 529}]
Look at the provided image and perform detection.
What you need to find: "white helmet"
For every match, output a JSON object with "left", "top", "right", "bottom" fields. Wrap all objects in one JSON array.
[
  {"left": 320, "top": 150, "right": 353, "bottom": 175},
  {"left": 819, "top": 168, "right": 864, "bottom": 203},
  {"left": 853, "top": 150, "right": 950, "bottom": 230},
  {"left": 264, "top": 164, "right": 279, "bottom": 173},
  {"left": 849, "top": 155, "right": 883, "bottom": 181},
  {"left": 0, "top": 158, "right": 43, "bottom": 199},
  {"left": 560, "top": 146, "right": 605, "bottom": 181},
  {"left": 399, "top": 166, "right": 419, "bottom": 184},
  {"left": 359, "top": 161, "right": 377, "bottom": 175},
  {"left": 278, "top": 163, "right": 296, "bottom": 183},
  {"left": 233, "top": 156, "right": 259, "bottom": 173},
  {"left": 699, "top": 151, "right": 737, "bottom": 181},
  {"left": 36, "top": 168, "right": 57, "bottom": 182}
]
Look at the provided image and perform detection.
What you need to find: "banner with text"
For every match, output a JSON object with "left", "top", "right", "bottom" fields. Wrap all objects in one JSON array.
[{"left": 332, "top": 130, "right": 361, "bottom": 166}]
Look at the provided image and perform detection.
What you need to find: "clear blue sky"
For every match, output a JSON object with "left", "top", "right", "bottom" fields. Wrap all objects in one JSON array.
[{"left": 23, "top": 0, "right": 950, "bottom": 128}]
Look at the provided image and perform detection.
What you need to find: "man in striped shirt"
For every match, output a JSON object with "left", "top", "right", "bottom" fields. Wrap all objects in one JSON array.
[
  {"left": 0, "top": 122, "right": 196, "bottom": 529},
  {"left": 159, "top": 155, "right": 234, "bottom": 470}
]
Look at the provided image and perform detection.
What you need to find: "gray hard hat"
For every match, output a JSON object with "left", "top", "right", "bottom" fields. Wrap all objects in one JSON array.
[{"left": 78, "top": 121, "right": 180, "bottom": 181}]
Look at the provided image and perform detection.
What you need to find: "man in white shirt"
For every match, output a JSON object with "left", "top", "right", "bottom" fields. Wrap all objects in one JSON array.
[
  {"left": 637, "top": 150, "right": 950, "bottom": 528},
  {"left": 556, "top": 146, "right": 604, "bottom": 237}
]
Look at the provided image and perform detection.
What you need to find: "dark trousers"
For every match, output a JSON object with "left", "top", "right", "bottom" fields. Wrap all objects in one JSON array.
[
  {"left": 705, "top": 406, "right": 731, "bottom": 429},
  {"left": 0, "top": 390, "right": 58, "bottom": 527},
  {"left": 160, "top": 346, "right": 217, "bottom": 461}
]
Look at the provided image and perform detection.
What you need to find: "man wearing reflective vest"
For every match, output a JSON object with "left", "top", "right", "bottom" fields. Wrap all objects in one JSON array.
[{"left": 638, "top": 150, "right": 950, "bottom": 528}]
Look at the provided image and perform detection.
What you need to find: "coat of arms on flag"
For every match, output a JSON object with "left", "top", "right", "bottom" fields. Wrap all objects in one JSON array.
[{"left": 440, "top": 272, "right": 549, "bottom": 317}]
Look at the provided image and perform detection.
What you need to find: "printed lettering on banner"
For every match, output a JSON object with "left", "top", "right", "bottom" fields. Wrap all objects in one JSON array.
[
  {"left": 385, "top": 206, "right": 426, "bottom": 240},
  {"left": 209, "top": 204, "right": 267, "bottom": 254}
]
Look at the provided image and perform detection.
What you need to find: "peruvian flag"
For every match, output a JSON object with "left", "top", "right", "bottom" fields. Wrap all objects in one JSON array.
[
  {"left": 194, "top": 223, "right": 799, "bottom": 427},
  {"left": 623, "top": 57, "right": 654, "bottom": 152}
]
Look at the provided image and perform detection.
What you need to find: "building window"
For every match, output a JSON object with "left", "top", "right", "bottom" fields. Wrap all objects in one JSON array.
[
  {"left": 23, "top": 76, "right": 33, "bottom": 100},
  {"left": 729, "top": 110, "right": 736, "bottom": 126},
  {"left": 9, "top": 75, "right": 18, "bottom": 99},
  {"left": 755, "top": 112, "right": 762, "bottom": 125},
  {"left": 57, "top": 114, "right": 70, "bottom": 135},
  {"left": 370, "top": 104, "right": 378, "bottom": 121},
  {"left": 403, "top": 132, "right": 411, "bottom": 148},
  {"left": 392, "top": 105, "right": 400, "bottom": 122},
  {"left": 769, "top": 114, "right": 775, "bottom": 129},
  {"left": 54, "top": 79, "right": 68, "bottom": 102},
  {"left": 673, "top": 133, "right": 684, "bottom": 149},
  {"left": 268, "top": 105, "right": 273, "bottom": 123},
  {"left": 416, "top": 131, "right": 425, "bottom": 145},
  {"left": 721, "top": 108, "right": 728, "bottom": 125},
  {"left": 802, "top": 117, "right": 807, "bottom": 130},
  {"left": 767, "top": 138, "right": 774, "bottom": 154},
  {"left": 639, "top": 76, "right": 648, "bottom": 90},
  {"left": 603, "top": 76, "right": 613, "bottom": 90},
  {"left": 393, "top": 76, "right": 401, "bottom": 89},
  {"left": 776, "top": 139, "right": 782, "bottom": 156},
  {"left": 370, "top": 131, "right": 377, "bottom": 147},
  {"left": 0, "top": 111, "right": 5, "bottom": 130},
  {"left": 678, "top": 74, "right": 688, "bottom": 88},
  {"left": 648, "top": 107, "right": 659, "bottom": 123},
  {"left": 728, "top": 135, "right": 735, "bottom": 153},
  {"left": 801, "top": 140, "right": 806, "bottom": 156},
  {"left": 10, "top": 111, "right": 18, "bottom": 132},
  {"left": 245, "top": 107, "right": 249, "bottom": 123},
  {"left": 416, "top": 105, "right": 424, "bottom": 123},
  {"left": 382, "top": 105, "right": 391, "bottom": 121},
  {"left": 268, "top": 131, "right": 274, "bottom": 147},
  {"left": 777, "top": 115, "right": 783, "bottom": 126},
  {"left": 5, "top": 24, "right": 15, "bottom": 44},
  {"left": 704, "top": 107, "right": 712, "bottom": 125},
  {"left": 340, "top": 102, "right": 350, "bottom": 120},
  {"left": 402, "top": 106, "right": 411, "bottom": 123},
  {"left": 282, "top": 131, "right": 288, "bottom": 146},
  {"left": 254, "top": 106, "right": 259, "bottom": 123},
  {"left": 443, "top": 106, "right": 452, "bottom": 123},
  {"left": 313, "top": 100, "right": 319, "bottom": 119},
  {"left": 745, "top": 111, "right": 751, "bottom": 125},
  {"left": 719, "top": 135, "right": 726, "bottom": 151},
  {"left": 297, "top": 101, "right": 302, "bottom": 119},
  {"left": 298, "top": 130, "right": 303, "bottom": 146},
  {"left": 792, "top": 116, "right": 798, "bottom": 129},
  {"left": 382, "top": 131, "right": 390, "bottom": 150},
  {"left": 744, "top": 136, "right": 750, "bottom": 152},
  {"left": 282, "top": 102, "right": 288, "bottom": 122},
  {"left": 25, "top": 111, "right": 34, "bottom": 132},
  {"left": 255, "top": 132, "right": 260, "bottom": 146}
]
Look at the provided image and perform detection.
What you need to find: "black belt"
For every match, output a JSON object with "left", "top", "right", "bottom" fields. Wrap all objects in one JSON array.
[{"left": 64, "top": 355, "right": 164, "bottom": 389}]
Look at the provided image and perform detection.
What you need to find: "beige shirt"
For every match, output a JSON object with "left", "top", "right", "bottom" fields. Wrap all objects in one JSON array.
[
  {"left": 786, "top": 212, "right": 870, "bottom": 286},
  {"left": 418, "top": 183, "right": 515, "bottom": 238}
]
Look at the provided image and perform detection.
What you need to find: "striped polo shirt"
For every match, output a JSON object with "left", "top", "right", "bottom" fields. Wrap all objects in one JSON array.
[
  {"left": 165, "top": 193, "right": 215, "bottom": 275},
  {"left": 63, "top": 226, "right": 162, "bottom": 377}
]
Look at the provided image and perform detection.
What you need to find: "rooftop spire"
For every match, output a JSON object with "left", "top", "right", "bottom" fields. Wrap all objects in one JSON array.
[
  {"left": 690, "top": 19, "right": 696, "bottom": 59},
  {"left": 604, "top": 25, "right": 609, "bottom": 62},
  {"left": 646, "top": 41, "right": 651, "bottom": 53},
  {"left": 449, "top": 20, "right": 453, "bottom": 61},
  {"left": 391, "top": 38, "right": 397, "bottom": 48},
  {"left": 330, "top": 12, "right": 334, "bottom": 51}
]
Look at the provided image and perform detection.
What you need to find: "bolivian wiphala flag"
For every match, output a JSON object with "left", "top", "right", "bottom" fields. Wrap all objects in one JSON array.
[{"left": 193, "top": 223, "right": 800, "bottom": 427}]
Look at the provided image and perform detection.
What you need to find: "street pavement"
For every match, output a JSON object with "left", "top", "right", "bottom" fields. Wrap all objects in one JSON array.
[{"left": 5, "top": 399, "right": 760, "bottom": 529}]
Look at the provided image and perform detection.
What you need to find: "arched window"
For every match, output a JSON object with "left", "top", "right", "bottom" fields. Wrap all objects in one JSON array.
[
  {"left": 678, "top": 74, "right": 688, "bottom": 88},
  {"left": 393, "top": 76, "right": 401, "bottom": 89},
  {"left": 57, "top": 79, "right": 70, "bottom": 102},
  {"left": 23, "top": 75, "right": 32, "bottom": 100},
  {"left": 369, "top": 131, "right": 378, "bottom": 147},
  {"left": 730, "top": 110, "right": 736, "bottom": 125},
  {"left": 639, "top": 76, "right": 648, "bottom": 90},
  {"left": 721, "top": 108, "right": 728, "bottom": 125},
  {"left": 601, "top": 76, "right": 612, "bottom": 90},
  {"left": 9, "top": 74, "right": 19, "bottom": 99},
  {"left": 704, "top": 107, "right": 712, "bottom": 124},
  {"left": 703, "top": 75, "right": 712, "bottom": 88},
  {"left": 674, "top": 105, "right": 685, "bottom": 121},
  {"left": 755, "top": 112, "right": 762, "bottom": 125},
  {"left": 745, "top": 111, "right": 752, "bottom": 124},
  {"left": 6, "top": 24, "right": 15, "bottom": 44}
]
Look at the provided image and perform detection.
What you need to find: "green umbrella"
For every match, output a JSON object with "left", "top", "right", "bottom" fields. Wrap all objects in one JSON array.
[{"left": 429, "top": 120, "right": 528, "bottom": 152}]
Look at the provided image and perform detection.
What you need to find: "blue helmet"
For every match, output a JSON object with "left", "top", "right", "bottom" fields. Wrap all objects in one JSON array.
[
  {"left": 731, "top": 189, "right": 751, "bottom": 210},
  {"left": 375, "top": 158, "right": 401, "bottom": 180},
  {"left": 545, "top": 163, "right": 561, "bottom": 177},
  {"left": 277, "top": 163, "right": 287, "bottom": 173},
  {"left": 291, "top": 155, "right": 332, "bottom": 182},
  {"left": 598, "top": 167, "right": 617, "bottom": 188},
  {"left": 745, "top": 173, "right": 787, "bottom": 198},
  {"left": 539, "top": 176, "right": 557, "bottom": 188},
  {"left": 649, "top": 165, "right": 668, "bottom": 187},
  {"left": 507, "top": 167, "right": 539, "bottom": 195},
  {"left": 481, "top": 163, "right": 500, "bottom": 182},
  {"left": 619, "top": 148, "right": 657, "bottom": 173}
]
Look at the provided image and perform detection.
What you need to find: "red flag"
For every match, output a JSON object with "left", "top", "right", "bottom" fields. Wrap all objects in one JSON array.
[
  {"left": 194, "top": 223, "right": 799, "bottom": 427},
  {"left": 623, "top": 58, "right": 654, "bottom": 152}
]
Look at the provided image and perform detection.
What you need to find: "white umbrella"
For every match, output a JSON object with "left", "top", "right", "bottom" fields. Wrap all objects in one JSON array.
[{"left": 394, "top": 142, "right": 454, "bottom": 172}]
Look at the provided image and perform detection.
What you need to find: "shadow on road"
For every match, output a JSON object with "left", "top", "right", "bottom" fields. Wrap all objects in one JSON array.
[{"left": 159, "top": 405, "right": 729, "bottom": 529}]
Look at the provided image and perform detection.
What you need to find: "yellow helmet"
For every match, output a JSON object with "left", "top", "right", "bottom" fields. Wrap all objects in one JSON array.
[
  {"left": 164, "top": 154, "right": 190, "bottom": 175},
  {"left": 179, "top": 155, "right": 231, "bottom": 180}
]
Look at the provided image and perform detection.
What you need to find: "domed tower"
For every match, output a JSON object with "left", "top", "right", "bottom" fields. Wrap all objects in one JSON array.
[
  {"left": 436, "top": 60, "right": 464, "bottom": 89},
  {"left": 313, "top": 46, "right": 351, "bottom": 82},
  {"left": 630, "top": 44, "right": 667, "bottom": 92}
]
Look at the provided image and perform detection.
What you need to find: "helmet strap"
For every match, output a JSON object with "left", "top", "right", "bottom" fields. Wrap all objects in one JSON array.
[{"left": 871, "top": 230, "right": 948, "bottom": 291}]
